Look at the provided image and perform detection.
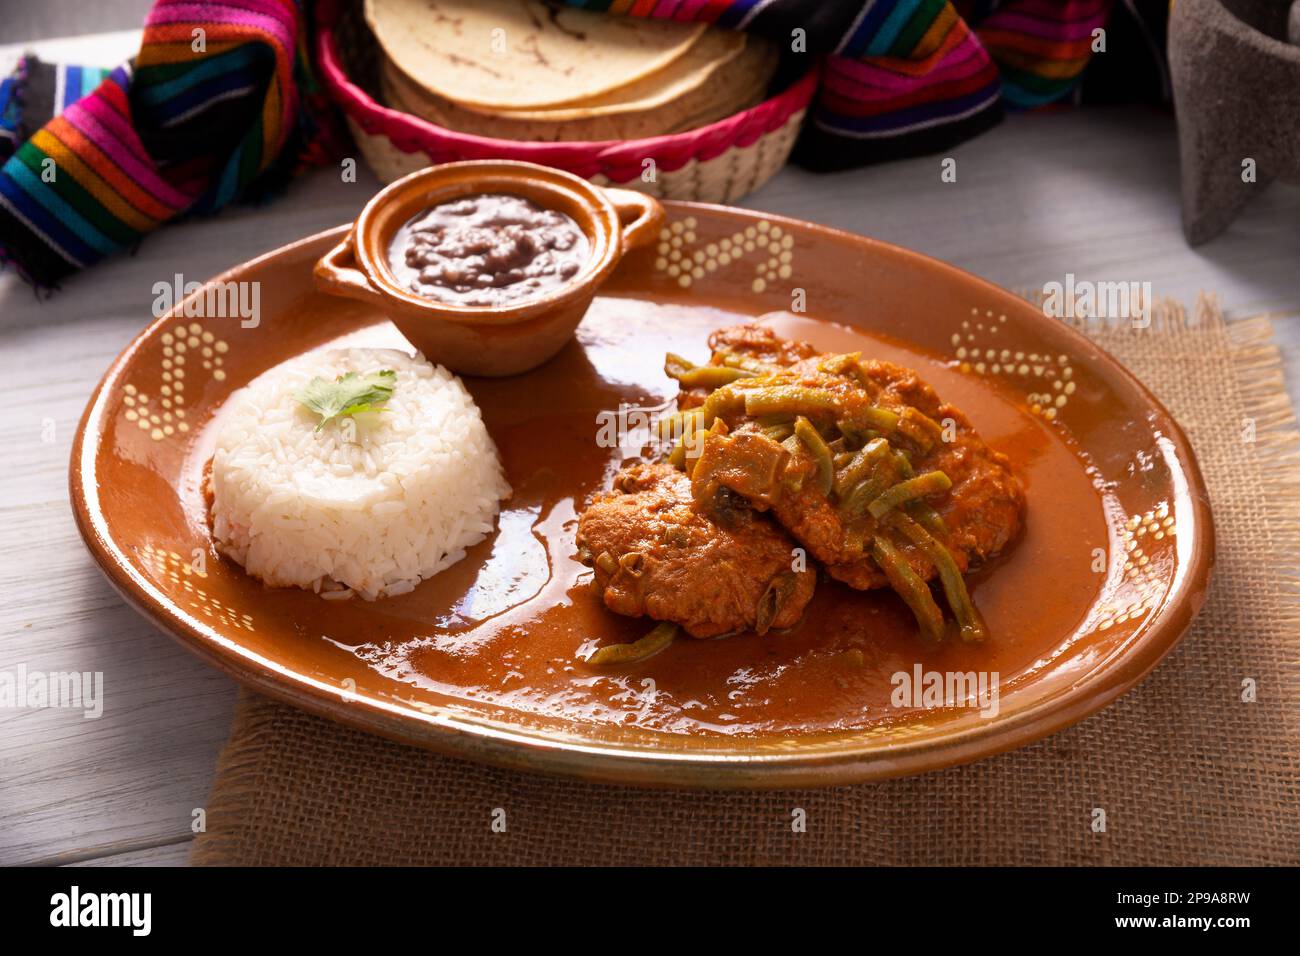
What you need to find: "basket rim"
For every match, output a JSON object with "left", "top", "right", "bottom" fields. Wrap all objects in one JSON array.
[{"left": 314, "top": 0, "right": 818, "bottom": 180}]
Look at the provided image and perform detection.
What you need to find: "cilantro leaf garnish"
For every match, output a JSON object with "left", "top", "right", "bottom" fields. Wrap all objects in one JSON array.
[{"left": 294, "top": 369, "right": 397, "bottom": 432}]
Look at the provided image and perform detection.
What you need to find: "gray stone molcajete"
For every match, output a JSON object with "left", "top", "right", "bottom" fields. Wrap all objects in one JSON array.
[{"left": 1169, "top": 0, "right": 1300, "bottom": 245}]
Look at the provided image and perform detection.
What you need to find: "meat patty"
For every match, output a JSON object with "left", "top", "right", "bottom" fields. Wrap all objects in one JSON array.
[
  {"left": 575, "top": 462, "right": 816, "bottom": 638},
  {"left": 689, "top": 324, "right": 1024, "bottom": 590},
  {"left": 709, "top": 322, "right": 818, "bottom": 368}
]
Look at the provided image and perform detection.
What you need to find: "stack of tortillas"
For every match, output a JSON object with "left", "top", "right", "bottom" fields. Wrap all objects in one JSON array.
[{"left": 365, "top": 0, "right": 779, "bottom": 142}]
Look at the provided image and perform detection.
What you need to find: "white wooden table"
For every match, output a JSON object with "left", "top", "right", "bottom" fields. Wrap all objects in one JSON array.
[{"left": 2, "top": 32, "right": 1298, "bottom": 867}]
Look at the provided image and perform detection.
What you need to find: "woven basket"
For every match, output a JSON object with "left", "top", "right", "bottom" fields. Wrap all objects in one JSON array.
[{"left": 315, "top": 0, "right": 817, "bottom": 203}]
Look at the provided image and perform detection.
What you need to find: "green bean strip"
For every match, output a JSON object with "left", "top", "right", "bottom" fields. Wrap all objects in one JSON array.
[
  {"left": 896, "top": 421, "right": 932, "bottom": 451},
  {"left": 817, "top": 352, "right": 862, "bottom": 376},
  {"left": 901, "top": 406, "right": 945, "bottom": 438},
  {"left": 663, "top": 406, "right": 706, "bottom": 470},
  {"left": 656, "top": 407, "right": 704, "bottom": 441},
  {"left": 841, "top": 426, "right": 885, "bottom": 449},
  {"left": 701, "top": 383, "right": 746, "bottom": 426},
  {"left": 870, "top": 535, "right": 945, "bottom": 643},
  {"left": 867, "top": 471, "right": 953, "bottom": 519},
  {"left": 908, "top": 501, "right": 949, "bottom": 537},
  {"left": 836, "top": 419, "right": 868, "bottom": 445},
  {"left": 838, "top": 446, "right": 903, "bottom": 516},
  {"left": 716, "top": 350, "right": 780, "bottom": 374},
  {"left": 743, "top": 385, "right": 842, "bottom": 418},
  {"left": 843, "top": 405, "right": 901, "bottom": 434},
  {"left": 587, "top": 622, "right": 679, "bottom": 666},
  {"left": 833, "top": 437, "right": 890, "bottom": 498},
  {"left": 891, "top": 448, "right": 914, "bottom": 479},
  {"left": 762, "top": 422, "right": 794, "bottom": 442},
  {"left": 665, "top": 352, "right": 757, "bottom": 388},
  {"left": 890, "top": 512, "right": 988, "bottom": 643},
  {"left": 840, "top": 470, "right": 894, "bottom": 517},
  {"left": 889, "top": 454, "right": 951, "bottom": 536},
  {"left": 678, "top": 365, "right": 755, "bottom": 389},
  {"left": 819, "top": 352, "right": 871, "bottom": 387},
  {"left": 896, "top": 409, "right": 944, "bottom": 452},
  {"left": 664, "top": 352, "right": 696, "bottom": 379},
  {"left": 794, "top": 416, "right": 834, "bottom": 495}
]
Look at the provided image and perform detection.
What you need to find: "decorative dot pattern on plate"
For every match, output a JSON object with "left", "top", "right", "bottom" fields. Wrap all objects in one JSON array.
[
  {"left": 139, "top": 543, "right": 205, "bottom": 583},
  {"left": 653, "top": 216, "right": 795, "bottom": 292},
  {"left": 1092, "top": 501, "right": 1176, "bottom": 633},
  {"left": 122, "top": 321, "right": 230, "bottom": 442},
  {"left": 952, "top": 308, "right": 1076, "bottom": 421},
  {"left": 139, "top": 544, "right": 255, "bottom": 632}
]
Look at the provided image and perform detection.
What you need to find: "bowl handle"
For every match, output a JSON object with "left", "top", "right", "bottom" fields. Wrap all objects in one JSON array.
[
  {"left": 314, "top": 231, "right": 382, "bottom": 303},
  {"left": 605, "top": 189, "right": 666, "bottom": 255}
]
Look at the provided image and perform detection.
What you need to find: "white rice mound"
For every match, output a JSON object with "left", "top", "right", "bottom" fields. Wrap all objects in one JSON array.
[{"left": 210, "top": 347, "right": 510, "bottom": 601}]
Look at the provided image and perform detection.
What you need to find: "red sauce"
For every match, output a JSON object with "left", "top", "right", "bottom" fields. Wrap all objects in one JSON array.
[{"left": 285, "top": 299, "right": 1112, "bottom": 737}]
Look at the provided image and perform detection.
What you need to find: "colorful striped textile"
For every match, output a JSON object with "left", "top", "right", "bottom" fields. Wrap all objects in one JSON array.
[
  {"left": 0, "top": 57, "right": 114, "bottom": 163},
  {"left": 1, "top": 0, "right": 1116, "bottom": 287},
  {"left": 0, "top": 0, "right": 333, "bottom": 286},
  {"left": 574, "top": 0, "right": 1114, "bottom": 167},
  {"left": 971, "top": 0, "right": 1116, "bottom": 107}
]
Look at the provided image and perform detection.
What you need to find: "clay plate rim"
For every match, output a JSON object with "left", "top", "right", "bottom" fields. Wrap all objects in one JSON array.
[{"left": 69, "top": 205, "right": 1215, "bottom": 789}]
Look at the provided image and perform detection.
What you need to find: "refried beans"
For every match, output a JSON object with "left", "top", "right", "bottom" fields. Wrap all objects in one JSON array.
[{"left": 387, "top": 193, "right": 589, "bottom": 307}]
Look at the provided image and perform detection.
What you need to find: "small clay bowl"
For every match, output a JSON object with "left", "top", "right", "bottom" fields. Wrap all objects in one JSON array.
[{"left": 313, "top": 160, "right": 664, "bottom": 376}]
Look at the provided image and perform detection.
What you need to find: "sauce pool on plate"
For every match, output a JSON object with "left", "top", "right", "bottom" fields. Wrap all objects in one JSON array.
[
  {"left": 270, "top": 301, "right": 1113, "bottom": 737},
  {"left": 387, "top": 193, "right": 589, "bottom": 307}
]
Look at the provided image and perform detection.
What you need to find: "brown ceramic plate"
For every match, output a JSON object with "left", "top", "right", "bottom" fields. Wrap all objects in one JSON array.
[{"left": 71, "top": 203, "right": 1214, "bottom": 788}]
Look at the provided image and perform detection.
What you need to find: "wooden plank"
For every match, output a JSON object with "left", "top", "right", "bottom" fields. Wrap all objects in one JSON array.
[
  {"left": 745, "top": 108, "right": 1300, "bottom": 406},
  {"left": 750, "top": 108, "right": 1300, "bottom": 312},
  {"left": 0, "top": 502, "right": 238, "bottom": 865},
  {"left": 66, "top": 841, "right": 192, "bottom": 867},
  {"left": 2, "top": 6, "right": 148, "bottom": 47},
  {"left": 0, "top": 160, "right": 381, "bottom": 867}
]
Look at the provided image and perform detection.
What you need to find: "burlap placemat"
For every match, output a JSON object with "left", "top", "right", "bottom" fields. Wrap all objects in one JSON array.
[{"left": 190, "top": 297, "right": 1300, "bottom": 866}]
